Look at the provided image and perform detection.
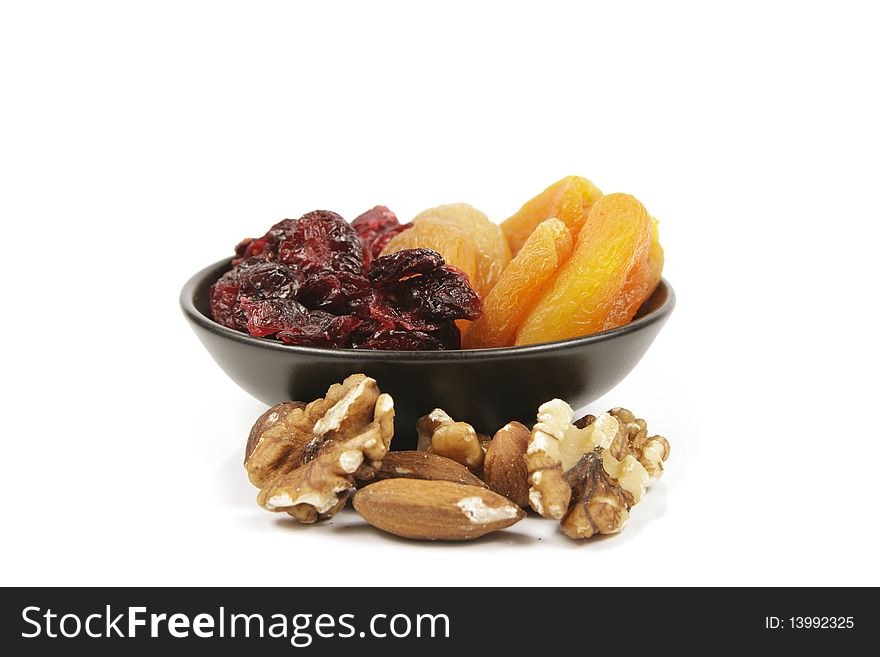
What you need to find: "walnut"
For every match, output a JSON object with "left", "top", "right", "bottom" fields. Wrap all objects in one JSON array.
[
  {"left": 246, "top": 401, "right": 307, "bottom": 458},
  {"left": 244, "top": 374, "right": 382, "bottom": 487},
  {"left": 600, "top": 449, "right": 649, "bottom": 504},
  {"left": 416, "top": 408, "right": 454, "bottom": 451},
  {"left": 561, "top": 449, "right": 634, "bottom": 539},
  {"left": 573, "top": 414, "right": 596, "bottom": 429},
  {"left": 416, "top": 409, "right": 484, "bottom": 472},
  {"left": 245, "top": 374, "right": 395, "bottom": 523},
  {"left": 258, "top": 393, "right": 394, "bottom": 523},
  {"left": 483, "top": 421, "right": 530, "bottom": 507},
  {"left": 569, "top": 410, "right": 650, "bottom": 503},
  {"left": 559, "top": 411, "right": 622, "bottom": 471},
  {"left": 433, "top": 422, "right": 484, "bottom": 471},
  {"left": 608, "top": 407, "right": 670, "bottom": 482},
  {"left": 525, "top": 400, "right": 572, "bottom": 519},
  {"left": 556, "top": 407, "right": 671, "bottom": 539},
  {"left": 244, "top": 405, "right": 313, "bottom": 489},
  {"left": 526, "top": 400, "right": 618, "bottom": 519}
]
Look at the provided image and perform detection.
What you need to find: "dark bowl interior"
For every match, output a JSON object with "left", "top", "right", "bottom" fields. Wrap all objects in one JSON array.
[{"left": 181, "top": 258, "right": 675, "bottom": 449}]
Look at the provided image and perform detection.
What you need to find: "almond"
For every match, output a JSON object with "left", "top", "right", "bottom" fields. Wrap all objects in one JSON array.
[
  {"left": 374, "top": 451, "right": 487, "bottom": 487},
  {"left": 353, "top": 479, "right": 525, "bottom": 541},
  {"left": 483, "top": 421, "right": 531, "bottom": 507}
]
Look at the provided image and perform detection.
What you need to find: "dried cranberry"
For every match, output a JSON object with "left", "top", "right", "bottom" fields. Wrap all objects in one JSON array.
[
  {"left": 278, "top": 211, "right": 363, "bottom": 276},
  {"left": 404, "top": 265, "right": 482, "bottom": 321},
  {"left": 210, "top": 272, "right": 246, "bottom": 330},
  {"left": 240, "top": 298, "right": 361, "bottom": 347},
  {"left": 352, "top": 205, "right": 399, "bottom": 238},
  {"left": 278, "top": 312, "right": 362, "bottom": 347},
  {"left": 234, "top": 238, "right": 253, "bottom": 258},
  {"left": 351, "top": 320, "right": 460, "bottom": 351},
  {"left": 297, "top": 271, "right": 373, "bottom": 315},
  {"left": 365, "top": 250, "right": 481, "bottom": 332},
  {"left": 233, "top": 237, "right": 270, "bottom": 265},
  {"left": 210, "top": 259, "right": 302, "bottom": 330},
  {"left": 427, "top": 321, "right": 462, "bottom": 350},
  {"left": 352, "top": 206, "right": 413, "bottom": 268},
  {"left": 209, "top": 258, "right": 259, "bottom": 330},
  {"left": 237, "top": 261, "right": 301, "bottom": 300},
  {"left": 263, "top": 218, "right": 299, "bottom": 249},
  {"left": 353, "top": 328, "right": 442, "bottom": 350},
  {"left": 369, "top": 248, "right": 445, "bottom": 287},
  {"left": 367, "top": 297, "right": 437, "bottom": 332},
  {"left": 375, "top": 264, "right": 482, "bottom": 327},
  {"left": 240, "top": 297, "right": 307, "bottom": 337},
  {"left": 231, "top": 219, "right": 300, "bottom": 265},
  {"left": 211, "top": 217, "right": 480, "bottom": 351}
]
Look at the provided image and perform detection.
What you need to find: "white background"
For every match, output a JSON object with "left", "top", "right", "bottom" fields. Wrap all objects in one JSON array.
[{"left": 2, "top": 1, "right": 878, "bottom": 587}]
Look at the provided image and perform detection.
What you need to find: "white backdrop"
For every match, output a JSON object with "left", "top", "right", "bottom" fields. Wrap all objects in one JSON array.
[{"left": 2, "top": 1, "right": 878, "bottom": 586}]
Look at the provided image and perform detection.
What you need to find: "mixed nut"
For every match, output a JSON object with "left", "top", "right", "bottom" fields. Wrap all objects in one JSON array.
[
  {"left": 211, "top": 175, "right": 664, "bottom": 350},
  {"left": 244, "top": 374, "right": 670, "bottom": 542}
]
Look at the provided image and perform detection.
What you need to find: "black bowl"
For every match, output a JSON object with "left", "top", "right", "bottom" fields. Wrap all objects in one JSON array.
[{"left": 181, "top": 258, "right": 675, "bottom": 449}]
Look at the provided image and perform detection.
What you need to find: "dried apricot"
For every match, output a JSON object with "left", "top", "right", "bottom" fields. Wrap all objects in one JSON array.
[
  {"left": 601, "top": 216, "right": 664, "bottom": 330},
  {"left": 463, "top": 218, "right": 573, "bottom": 349},
  {"left": 411, "top": 204, "right": 511, "bottom": 298},
  {"left": 501, "top": 176, "right": 603, "bottom": 255},
  {"left": 515, "top": 193, "right": 651, "bottom": 345}
]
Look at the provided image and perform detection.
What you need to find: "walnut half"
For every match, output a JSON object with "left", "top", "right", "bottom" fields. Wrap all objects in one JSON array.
[
  {"left": 244, "top": 374, "right": 395, "bottom": 523},
  {"left": 526, "top": 401, "right": 670, "bottom": 540},
  {"left": 525, "top": 399, "right": 617, "bottom": 519},
  {"left": 609, "top": 407, "right": 671, "bottom": 482},
  {"left": 561, "top": 449, "right": 634, "bottom": 539},
  {"left": 258, "top": 394, "right": 394, "bottom": 523},
  {"left": 416, "top": 409, "right": 484, "bottom": 473}
]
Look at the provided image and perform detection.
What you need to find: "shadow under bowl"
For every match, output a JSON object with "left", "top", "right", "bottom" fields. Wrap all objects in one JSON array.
[{"left": 181, "top": 258, "right": 675, "bottom": 449}]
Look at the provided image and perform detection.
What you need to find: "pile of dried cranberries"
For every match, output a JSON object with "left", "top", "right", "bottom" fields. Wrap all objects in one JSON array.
[{"left": 209, "top": 208, "right": 482, "bottom": 350}]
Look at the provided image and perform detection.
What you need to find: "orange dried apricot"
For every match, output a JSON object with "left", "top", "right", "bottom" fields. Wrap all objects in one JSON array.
[
  {"left": 514, "top": 193, "right": 651, "bottom": 345},
  {"left": 463, "top": 218, "right": 573, "bottom": 349},
  {"left": 501, "top": 176, "right": 603, "bottom": 255},
  {"left": 382, "top": 203, "right": 509, "bottom": 299},
  {"left": 601, "top": 217, "right": 664, "bottom": 330}
]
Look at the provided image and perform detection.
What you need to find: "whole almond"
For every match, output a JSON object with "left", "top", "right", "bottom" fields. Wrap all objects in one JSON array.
[
  {"left": 374, "top": 451, "right": 487, "bottom": 487},
  {"left": 483, "top": 421, "right": 531, "bottom": 507},
  {"left": 353, "top": 479, "right": 525, "bottom": 541}
]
